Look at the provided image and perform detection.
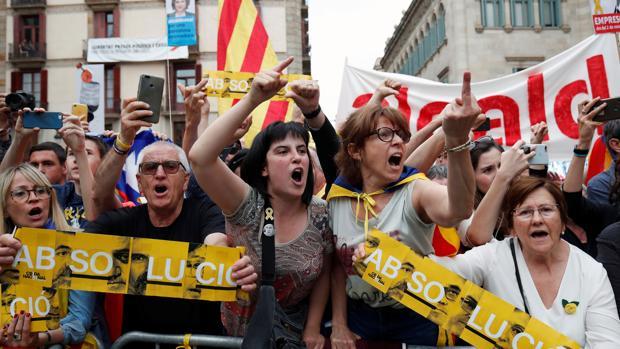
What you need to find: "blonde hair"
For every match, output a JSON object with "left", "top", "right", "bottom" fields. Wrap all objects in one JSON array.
[{"left": 0, "top": 163, "right": 71, "bottom": 235}]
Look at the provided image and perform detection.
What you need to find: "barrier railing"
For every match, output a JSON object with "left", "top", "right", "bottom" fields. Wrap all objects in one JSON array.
[{"left": 110, "top": 332, "right": 243, "bottom": 349}]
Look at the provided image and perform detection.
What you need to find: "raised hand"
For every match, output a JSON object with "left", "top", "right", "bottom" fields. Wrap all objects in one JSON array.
[
  {"left": 285, "top": 80, "right": 319, "bottom": 114},
  {"left": 247, "top": 57, "right": 294, "bottom": 105},
  {"left": 442, "top": 72, "right": 481, "bottom": 143},
  {"left": 530, "top": 121, "right": 548, "bottom": 144},
  {"left": 59, "top": 115, "right": 86, "bottom": 153},
  {"left": 369, "top": 79, "right": 401, "bottom": 106},
  {"left": 119, "top": 98, "right": 153, "bottom": 145},
  {"left": 577, "top": 98, "right": 605, "bottom": 145},
  {"left": 496, "top": 140, "right": 535, "bottom": 181},
  {"left": 179, "top": 78, "right": 210, "bottom": 126}
]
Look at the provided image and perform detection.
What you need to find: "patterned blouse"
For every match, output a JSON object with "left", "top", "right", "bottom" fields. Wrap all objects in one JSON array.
[{"left": 221, "top": 188, "right": 334, "bottom": 336}]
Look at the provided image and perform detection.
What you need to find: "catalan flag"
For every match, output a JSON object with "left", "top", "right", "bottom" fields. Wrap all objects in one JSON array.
[
  {"left": 586, "top": 136, "right": 613, "bottom": 183},
  {"left": 217, "top": 0, "right": 295, "bottom": 144}
]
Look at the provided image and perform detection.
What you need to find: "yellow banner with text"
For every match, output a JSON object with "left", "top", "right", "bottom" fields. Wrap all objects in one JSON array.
[
  {"left": 357, "top": 229, "right": 581, "bottom": 349},
  {"left": 203, "top": 71, "right": 312, "bottom": 100},
  {"left": 0, "top": 228, "right": 246, "bottom": 332}
]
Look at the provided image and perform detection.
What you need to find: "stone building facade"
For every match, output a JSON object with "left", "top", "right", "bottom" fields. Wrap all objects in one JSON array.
[
  {"left": 2, "top": 0, "right": 310, "bottom": 143},
  {"left": 379, "top": 0, "right": 598, "bottom": 83}
]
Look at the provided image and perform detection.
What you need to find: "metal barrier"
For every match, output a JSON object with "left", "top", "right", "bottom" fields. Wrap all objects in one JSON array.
[{"left": 110, "top": 332, "right": 243, "bottom": 349}]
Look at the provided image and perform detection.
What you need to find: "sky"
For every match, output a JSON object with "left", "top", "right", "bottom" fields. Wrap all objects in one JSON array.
[{"left": 307, "top": 0, "right": 412, "bottom": 120}]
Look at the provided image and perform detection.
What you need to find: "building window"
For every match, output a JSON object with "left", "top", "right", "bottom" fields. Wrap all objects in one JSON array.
[
  {"left": 105, "top": 65, "right": 120, "bottom": 112},
  {"left": 11, "top": 70, "right": 47, "bottom": 108},
  {"left": 438, "top": 6, "right": 446, "bottom": 42},
  {"left": 540, "top": 0, "right": 561, "bottom": 27},
  {"left": 170, "top": 63, "right": 199, "bottom": 110},
  {"left": 430, "top": 16, "right": 438, "bottom": 52},
  {"left": 412, "top": 42, "right": 419, "bottom": 73},
  {"left": 511, "top": 0, "right": 532, "bottom": 27},
  {"left": 481, "top": 0, "right": 504, "bottom": 27},
  {"left": 94, "top": 10, "right": 118, "bottom": 38},
  {"left": 423, "top": 26, "right": 431, "bottom": 60}
]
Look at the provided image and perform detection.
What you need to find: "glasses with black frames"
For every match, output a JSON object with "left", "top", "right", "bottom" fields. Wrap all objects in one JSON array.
[{"left": 368, "top": 127, "right": 411, "bottom": 143}]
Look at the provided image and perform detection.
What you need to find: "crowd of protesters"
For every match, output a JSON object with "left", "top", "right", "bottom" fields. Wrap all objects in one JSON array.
[{"left": 0, "top": 56, "right": 618, "bottom": 349}]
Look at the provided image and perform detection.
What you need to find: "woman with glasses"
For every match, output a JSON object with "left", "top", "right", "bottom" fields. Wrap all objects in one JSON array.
[
  {"left": 0, "top": 163, "right": 96, "bottom": 348},
  {"left": 428, "top": 176, "right": 620, "bottom": 347},
  {"left": 328, "top": 73, "right": 479, "bottom": 347},
  {"left": 189, "top": 57, "right": 333, "bottom": 348}
]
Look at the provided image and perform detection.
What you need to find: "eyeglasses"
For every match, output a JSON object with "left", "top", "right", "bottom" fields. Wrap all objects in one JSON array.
[
  {"left": 138, "top": 161, "right": 186, "bottom": 175},
  {"left": 10, "top": 186, "right": 51, "bottom": 203},
  {"left": 512, "top": 204, "right": 559, "bottom": 220},
  {"left": 368, "top": 127, "right": 410, "bottom": 143}
]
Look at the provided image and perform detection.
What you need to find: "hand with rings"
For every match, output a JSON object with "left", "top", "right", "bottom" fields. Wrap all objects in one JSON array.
[{"left": 1, "top": 311, "right": 40, "bottom": 347}]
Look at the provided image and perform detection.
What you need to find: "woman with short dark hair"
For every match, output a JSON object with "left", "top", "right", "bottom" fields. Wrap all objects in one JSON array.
[{"left": 189, "top": 57, "right": 333, "bottom": 347}]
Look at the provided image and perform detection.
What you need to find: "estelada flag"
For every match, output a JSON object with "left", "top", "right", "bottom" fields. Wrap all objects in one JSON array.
[
  {"left": 217, "top": 0, "right": 296, "bottom": 145},
  {"left": 586, "top": 136, "right": 613, "bottom": 183}
]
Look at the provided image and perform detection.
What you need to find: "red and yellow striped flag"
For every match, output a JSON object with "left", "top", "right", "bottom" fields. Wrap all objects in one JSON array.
[
  {"left": 586, "top": 136, "right": 613, "bottom": 184},
  {"left": 217, "top": 0, "right": 295, "bottom": 144}
]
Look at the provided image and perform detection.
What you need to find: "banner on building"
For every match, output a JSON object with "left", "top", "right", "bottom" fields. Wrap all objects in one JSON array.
[
  {"left": 87, "top": 38, "right": 189, "bottom": 63},
  {"left": 0, "top": 228, "right": 246, "bottom": 332},
  {"left": 74, "top": 64, "right": 105, "bottom": 134},
  {"left": 355, "top": 229, "right": 581, "bottom": 349},
  {"left": 166, "top": 0, "right": 197, "bottom": 46},
  {"left": 589, "top": 0, "right": 620, "bottom": 33},
  {"left": 337, "top": 34, "right": 620, "bottom": 160},
  {"left": 204, "top": 71, "right": 312, "bottom": 100}
]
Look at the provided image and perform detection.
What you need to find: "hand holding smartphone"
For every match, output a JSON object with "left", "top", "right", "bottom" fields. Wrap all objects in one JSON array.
[
  {"left": 521, "top": 144, "right": 548, "bottom": 165},
  {"left": 137, "top": 75, "right": 164, "bottom": 124},
  {"left": 592, "top": 97, "right": 620, "bottom": 122},
  {"left": 23, "top": 111, "right": 63, "bottom": 129}
]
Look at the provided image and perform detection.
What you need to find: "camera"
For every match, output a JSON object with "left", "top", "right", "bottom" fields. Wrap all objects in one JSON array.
[{"left": 5, "top": 91, "right": 36, "bottom": 112}]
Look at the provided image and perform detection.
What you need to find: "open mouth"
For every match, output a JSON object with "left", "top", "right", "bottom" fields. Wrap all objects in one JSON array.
[
  {"left": 530, "top": 230, "right": 549, "bottom": 239},
  {"left": 154, "top": 185, "right": 168, "bottom": 194},
  {"left": 388, "top": 154, "right": 402, "bottom": 167},
  {"left": 28, "top": 207, "right": 42, "bottom": 217},
  {"left": 291, "top": 168, "right": 303, "bottom": 183}
]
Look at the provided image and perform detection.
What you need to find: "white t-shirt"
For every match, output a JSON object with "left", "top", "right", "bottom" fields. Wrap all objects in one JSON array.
[{"left": 433, "top": 238, "right": 620, "bottom": 348}]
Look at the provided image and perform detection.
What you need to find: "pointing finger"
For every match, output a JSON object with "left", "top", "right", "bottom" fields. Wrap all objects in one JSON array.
[
  {"left": 461, "top": 72, "right": 472, "bottom": 107},
  {"left": 273, "top": 56, "right": 294, "bottom": 73}
]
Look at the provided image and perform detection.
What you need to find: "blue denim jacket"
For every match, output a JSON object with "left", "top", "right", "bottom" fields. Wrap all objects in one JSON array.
[{"left": 59, "top": 290, "right": 95, "bottom": 344}]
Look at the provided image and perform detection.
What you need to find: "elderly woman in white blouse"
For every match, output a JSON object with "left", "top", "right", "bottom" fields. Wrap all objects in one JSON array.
[{"left": 435, "top": 176, "right": 620, "bottom": 347}]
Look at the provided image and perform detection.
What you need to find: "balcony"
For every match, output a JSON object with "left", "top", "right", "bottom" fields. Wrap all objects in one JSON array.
[
  {"left": 9, "top": 43, "right": 46, "bottom": 67},
  {"left": 85, "top": 0, "right": 118, "bottom": 10},
  {"left": 10, "top": 0, "right": 45, "bottom": 9}
]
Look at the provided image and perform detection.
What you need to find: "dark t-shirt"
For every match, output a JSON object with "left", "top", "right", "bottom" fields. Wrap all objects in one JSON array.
[
  {"left": 54, "top": 182, "right": 87, "bottom": 229},
  {"left": 85, "top": 197, "right": 226, "bottom": 347},
  {"left": 597, "top": 221, "right": 620, "bottom": 318}
]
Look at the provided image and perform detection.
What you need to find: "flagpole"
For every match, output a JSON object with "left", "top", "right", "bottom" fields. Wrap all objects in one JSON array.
[{"left": 165, "top": 58, "right": 174, "bottom": 142}]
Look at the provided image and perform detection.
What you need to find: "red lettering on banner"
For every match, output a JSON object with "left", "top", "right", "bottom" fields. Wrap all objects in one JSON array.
[
  {"left": 352, "top": 94, "right": 388, "bottom": 108},
  {"left": 527, "top": 73, "right": 549, "bottom": 142},
  {"left": 587, "top": 55, "right": 611, "bottom": 100},
  {"left": 554, "top": 80, "right": 588, "bottom": 139},
  {"left": 478, "top": 96, "right": 521, "bottom": 146},
  {"left": 417, "top": 101, "right": 448, "bottom": 131},
  {"left": 587, "top": 55, "right": 610, "bottom": 135},
  {"left": 395, "top": 86, "right": 411, "bottom": 124}
]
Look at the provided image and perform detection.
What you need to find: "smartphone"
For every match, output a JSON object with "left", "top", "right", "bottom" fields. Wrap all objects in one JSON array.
[
  {"left": 23, "top": 111, "right": 63, "bottom": 129},
  {"left": 473, "top": 117, "right": 491, "bottom": 131},
  {"left": 71, "top": 103, "right": 89, "bottom": 123},
  {"left": 592, "top": 97, "right": 620, "bottom": 122},
  {"left": 137, "top": 75, "right": 164, "bottom": 124},
  {"left": 521, "top": 144, "right": 549, "bottom": 165}
]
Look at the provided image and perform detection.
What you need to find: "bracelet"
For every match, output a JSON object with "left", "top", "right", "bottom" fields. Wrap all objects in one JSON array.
[
  {"left": 115, "top": 136, "right": 132, "bottom": 152},
  {"left": 302, "top": 105, "right": 322, "bottom": 120},
  {"left": 445, "top": 139, "right": 473, "bottom": 153},
  {"left": 112, "top": 142, "right": 129, "bottom": 156},
  {"left": 573, "top": 146, "right": 589, "bottom": 158}
]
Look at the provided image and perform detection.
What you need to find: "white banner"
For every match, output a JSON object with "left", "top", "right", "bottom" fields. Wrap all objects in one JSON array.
[
  {"left": 589, "top": 0, "right": 620, "bottom": 33},
  {"left": 336, "top": 34, "right": 620, "bottom": 160},
  {"left": 74, "top": 64, "right": 104, "bottom": 134},
  {"left": 87, "top": 37, "right": 188, "bottom": 63}
]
